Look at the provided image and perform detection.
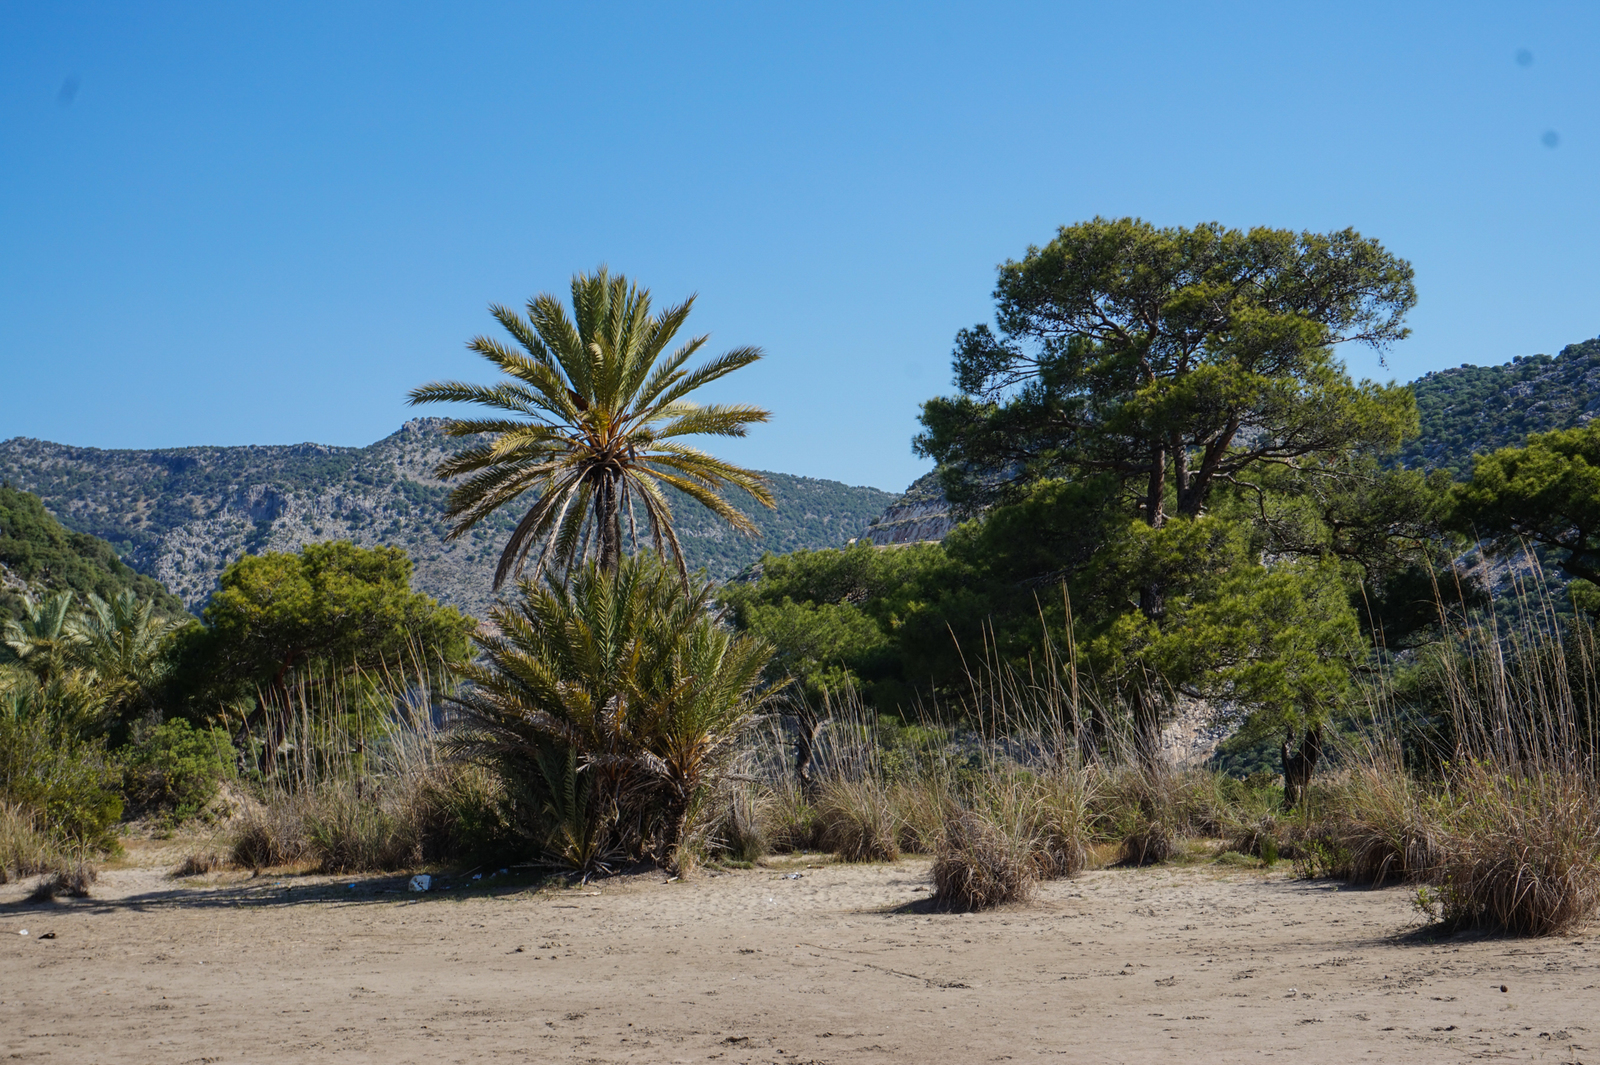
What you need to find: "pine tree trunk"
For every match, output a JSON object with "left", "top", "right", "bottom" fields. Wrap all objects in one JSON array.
[
  {"left": 1281, "top": 724, "right": 1323, "bottom": 810},
  {"left": 794, "top": 713, "right": 824, "bottom": 802}
]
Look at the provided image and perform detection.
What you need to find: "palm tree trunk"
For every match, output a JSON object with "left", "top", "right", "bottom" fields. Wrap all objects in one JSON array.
[{"left": 597, "top": 474, "right": 622, "bottom": 572}]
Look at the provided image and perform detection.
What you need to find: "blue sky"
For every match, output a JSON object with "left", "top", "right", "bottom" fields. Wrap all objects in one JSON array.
[{"left": 2, "top": 2, "right": 1595, "bottom": 492}]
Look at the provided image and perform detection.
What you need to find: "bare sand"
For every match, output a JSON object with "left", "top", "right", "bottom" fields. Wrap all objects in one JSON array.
[{"left": 2, "top": 843, "right": 1595, "bottom": 1064}]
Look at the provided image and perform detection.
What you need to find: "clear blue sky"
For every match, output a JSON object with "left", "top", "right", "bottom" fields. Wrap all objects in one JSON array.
[{"left": 2, "top": 3, "right": 1595, "bottom": 492}]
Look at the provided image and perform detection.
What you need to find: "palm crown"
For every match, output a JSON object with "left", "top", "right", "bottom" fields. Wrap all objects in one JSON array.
[{"left": 409, "top": 269, "right": 774, "bottom": 586}]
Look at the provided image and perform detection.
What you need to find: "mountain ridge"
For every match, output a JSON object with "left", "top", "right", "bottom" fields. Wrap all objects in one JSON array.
[{"left": 0, "top": 419, "right": 895, "bottom": 617}]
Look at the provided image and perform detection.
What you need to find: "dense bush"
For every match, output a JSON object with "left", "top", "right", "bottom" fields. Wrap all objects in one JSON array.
[
  {"left": 121, "top": 719, "right": 235, "bottom": 820},
  {"left": 0, "top": 691, "right": 123, "bottom": 849}
]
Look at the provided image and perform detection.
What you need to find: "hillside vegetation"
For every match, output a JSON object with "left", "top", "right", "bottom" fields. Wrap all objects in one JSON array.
[
  {"left": 0, "top": 486, "right": 188, "bottom": 621},
  {"left": 0, "top": 419, "right": 894, "bottom": 615},
  {"left": 1401, "top": 336, "right": 1600, "bottom": 478}
]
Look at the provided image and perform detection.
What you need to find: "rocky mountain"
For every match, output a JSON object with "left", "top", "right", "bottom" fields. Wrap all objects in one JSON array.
[
  {"left": 860, "top": 471, "right": 960, "bottom": 545},
  {"left": 0, "top": 419, "right": 895, "bottom": 617}
]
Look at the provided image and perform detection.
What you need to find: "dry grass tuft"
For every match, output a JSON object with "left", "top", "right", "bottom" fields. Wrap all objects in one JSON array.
[
  {"left": 172, "top": 851, "right": 228, "bottom": 878},
  {"left": 1032, "top": 816, "right": 1089, "bottom": 878},
  {"left": 1118, "top": 818, "right": 1176, "bottom": 866},
  {"left": 1425, "top": 762, "right": 1600, "bottom": 936},
  {"left": 763, "top": 777, "right": 820, "bottom": 853},
  {"left": 230, "top": 795, "right": 311, "bottom": 870},
  {"left": 1317, "top": 762, "right": 1441, "bottom": 886},
  {"left": 1226, "top": 814, "right": 1282, "bottom": 861},
  {"left": 28, "top": 856, "right": 97, "bottom": 900},
  {"left": 933, "top": 808, "right": 1036, "bottom": 910},
  {"left": 718, "top": 778, "right": 772, "bottom": 863},
  {"left": 816, "top": 777, "right": 900, "bottom": 862},
  {"left": 0, "top": 802, "right": 59, "bottom": 883},
  {"left": 890, "top": 778, "right": 948, "bottom": 856}
]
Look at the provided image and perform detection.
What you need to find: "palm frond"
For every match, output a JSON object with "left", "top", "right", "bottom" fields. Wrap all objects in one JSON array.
[{"left": 410, "top": 269, "right": 772, "bottom": 584}]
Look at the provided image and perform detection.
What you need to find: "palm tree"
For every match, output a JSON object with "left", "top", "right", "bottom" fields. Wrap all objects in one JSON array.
[
  {"left": 1, "top": 592, "right": 80, "bottom": 685},
  {"left": 449, "top": 554, "right": 773, "bottom": 870},
  {"left": 408, "top": 269, "right": 774, "bottom": 586},
  {"left": 69, "top": 591, "right": 181, "bottom": 723}
]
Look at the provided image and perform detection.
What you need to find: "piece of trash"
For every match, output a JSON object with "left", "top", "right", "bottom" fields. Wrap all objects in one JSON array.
[
  {"left": 666, "top": 876, "right": 680, "bottom": 883},
  {"left": 408, "top": 874, "right": 432, "bottom": 892},
  {"left": 782, "top": 873, "right": 803, "bottom": 880},
  {"left": 348, "top": 883, "right": 357, "bottom": 890},
  {"left": 17, "top": 930, "right": 26, "bottom": 936},
  {"left": 472, "top": 873, "right": 483, "bottom": 880},
  {"left": 38, "top": 932, "right": 55, "bottom": 940}
]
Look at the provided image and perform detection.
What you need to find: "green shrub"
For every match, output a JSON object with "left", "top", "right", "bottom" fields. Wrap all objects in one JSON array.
[
  {"left": 122, "top": 720, "right": 235, "bottom": 820},
  {"left": 0, "top": 709, "right": 122, "bottom": 849}
]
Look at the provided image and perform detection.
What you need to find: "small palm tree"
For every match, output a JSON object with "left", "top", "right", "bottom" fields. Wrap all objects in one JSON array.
[
  {"left": 449, "top": 554, "right": 773, "bottom": 870},
  {"left": 409, "top": 269, "right": 774, "bottom": 586}
]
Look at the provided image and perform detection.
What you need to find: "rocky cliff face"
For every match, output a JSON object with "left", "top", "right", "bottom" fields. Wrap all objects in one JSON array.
[
  {"left": 0, "top": 420, "right": 895, "bottom": 616},
  {"left": 860, "top": 471, "right": 962, "bottom": 545}
]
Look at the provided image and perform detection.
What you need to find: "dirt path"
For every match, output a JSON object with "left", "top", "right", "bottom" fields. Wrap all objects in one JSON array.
[{"left": 2, "top": 854, "right": 1594, "bottom": 1063}]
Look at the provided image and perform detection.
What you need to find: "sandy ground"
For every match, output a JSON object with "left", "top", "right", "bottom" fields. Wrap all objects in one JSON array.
[{"left": 2, "top": 842, "right": 1596, "bottom": 1064}]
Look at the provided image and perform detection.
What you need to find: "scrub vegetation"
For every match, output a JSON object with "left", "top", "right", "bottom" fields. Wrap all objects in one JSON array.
[{"left": 4, "top": 246, "right": 1599, "bottom": 939}]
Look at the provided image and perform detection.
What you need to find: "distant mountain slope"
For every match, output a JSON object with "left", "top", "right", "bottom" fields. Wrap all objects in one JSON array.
[
  {"left": 1400, "top": 336, "right": 1600, "bottom": 479},
  {"left": 0, "top": 486, "right": 188, "bottom": 621},
  {"left": 0, "top": 420, "right": 895, "bottom": 616}
]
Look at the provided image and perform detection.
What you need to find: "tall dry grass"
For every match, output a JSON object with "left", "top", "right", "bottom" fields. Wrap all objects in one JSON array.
[
  {"left": 691, "top": 675, "right": 1107, "bottom": 908},
  {"left": 226, "top": 656, "right": 504, "bottom": 874},
  {"left": 1322, "top": 562, "right": 1600, "bottom": 935},
  {"left": 0, "top": 801, "right": 59, "bottom": 883}
]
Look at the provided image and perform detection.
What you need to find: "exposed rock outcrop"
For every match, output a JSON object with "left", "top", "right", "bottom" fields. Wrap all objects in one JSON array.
[{"left": 860, "top": 471, "right": 961, "bottom": 545}]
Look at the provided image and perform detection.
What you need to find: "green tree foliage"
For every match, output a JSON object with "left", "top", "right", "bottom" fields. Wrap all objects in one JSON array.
[
  {"left": 904, "top": 219, "right": 1424, "bottom": 757},
  {"left": 168, "top": 540, "right": 472, "bottom": 717},
  {"left": 450, "top": 554, "right": 773, "bottom": 871},
  {"left": 409, "top": 269, "right": 775, "bottom": 585},
  {"left": 1074, "top": 516, "right": 1361, "bottom": 726},
  {"left": 0, "top": 486, "right": 186, "bottom": 621},
  {"left": 1453, "top": 422, "right": 1600, "bottom": 589},
  {"left": 915, "top": 218, "right": 1418, "bottom": 519},
  {"left": 720, "top": 541, "right": 965, "bottom": 707}
]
